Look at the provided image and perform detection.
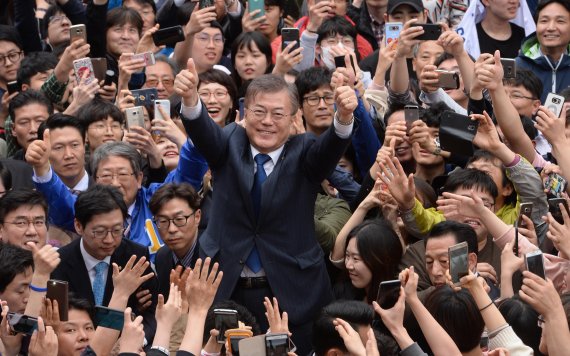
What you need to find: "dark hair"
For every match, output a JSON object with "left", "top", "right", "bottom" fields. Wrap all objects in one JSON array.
[
  {"left": 203, "top": 300, "right": 262, "bottom": 345},
  {"left": 383, "top": 101, "right": 415, "bottom": 126},
  {"left": 0, "top": 242, "right": 34, "bottom": 293},
  {"left": 123, "top": 0, "right": 156, "bottom": 14},
  {"left": 521, "top": 116, "right": 538, "bottom": 140},
  {"left": 294, "top": 67, "right": 333, "bottom": 106},
  {"left": 42, "top": 4, "right": 67, "bottom": 40},
  {"left": 425, "top": 221, "right": 478, "bottom": 256},
  {"left": 434, "top": 52, "right": 455, "bottom": 67},
  {"left": 68, "top": 295, "right": 96, "bottom": 323},
  {"left": 74, "top": 185, "right": 128, "bottom": 227},
  {"left": 106, "top": 7, "right": 143, "bottom": 36},
  {"left": 198, "top": 68, "right": 238, "bottom": 123},
  {"left": 17, "top": 52, "right": 58, "bottom": 87},
  {"left": 312, "top": 301, "right": 374, "bottom": 356},
  {"left": 0, "top": 162, "right": 12, "bottom": 192},
  {"left": 345, "top": 219, "right": 403, "bottom": 304},
  {"left": 0, "top": 25, "right": 23, "bottom": 50},
  {"left": 422, "top": 102, "right": 450, "bottom": 128},
  {"left": 498, "top": 296, "right": 542, "bottom": 355},
  {"left": 414, "top": 177, "right": 437, "bottom": 209},
  {"left": 466, "top": 150, "right": 516, "bottom": 205},
  {"left": 504, "top": 69, "right": 542, "bottom": 100},
  {"left": 8, "top": 90, "right": 54, "bottom": 122},
  {"left": 39, "top": 113, "right": 86, "bottom": 142},
  {"left": 265, "top": 0, "right": 285, "bottom": 8},
  {"left": 149, "top": 183, "right": 201, "bottom": 215},
  {"left": 77, "top": 98, "right": 125, "bottom": 128},
  {"left": 0, "top": 189, "right": 47, "bottom": 223},
  {"left": 317, "top": 16, "right": 360, "bottom": 60},
  {"left": 443, "top": 167, "right": 499, "bottom": 199},
  {"left": 535, "top": 0, "right": 570, "bottom": 22},
  {"left": 245, "top": 74, "right": 299, "bottom": 115},
  {"left": 231, "top": 32, "right": 273, "bottom": 87},
  {"left": 425, "top": 286, "right": 484, "bottom": 352}
]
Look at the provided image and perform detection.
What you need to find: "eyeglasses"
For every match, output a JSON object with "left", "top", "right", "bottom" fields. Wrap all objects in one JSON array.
[
  {"left": 145, "top": 78, "right": 174, "bottom": 88},
  {"left": 303, "top": 95, "right": 335, "bottom": 106},
  {"left": 508, "top": 93, "right": 535, "bottom": 100},
  {"left": 0, "top": 51, "right": 23, "bottom": 66},
  {"left": 96, "top": 172, "right": 135, "bottom": 182},
  {"left": 247, "top": 108, "right": 290, "bottom": 121},
  {"left": 4, "top": 218, "right": 47, "bottom": 230},
  {"left": 198, "top": 90, "right": 228, "bottom": 100},
  {"left": 49, "top": 15, "right": 71, "bottom": 24},
  {"left": 90, "top": 122, "right": 123, "bottom": 132},
  {"left": 153, "top": 212, "right": 196, "bottom": 230},
  {"left": 195, "top": 33, "right": 224, "bottom": 46},
  {"left": 90, "top": 226, "right": 125, "bottom": 239}
]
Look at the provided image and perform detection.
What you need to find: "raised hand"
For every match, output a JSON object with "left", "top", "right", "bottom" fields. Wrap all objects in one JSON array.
[
  {"left": 409, "top": 120, "right": 438, "bottom": 153},
  {"left": 241, "top": 2, "right": 266, "bottom": 32},
  {"left": 119, "top": 308, "right": 145, "bottom": 354},
  {"left": 40, "top": 298, "right": 61, "bottom": 330},
  {"left": 117, "top": 54, "right": 145, "bottom": 91},
  {"left": 136, "top": 24, "right": 166, "bottom": 54},
  {"left": 437, "top": 23, "right": 464, "bottom": 58},
  {"left": 437, "top": 191, "right": 487, "bottom": 220},
  {"left": 535, "top": 105, "right": 567, "bottom": 144},
  {"left": 28, "top": 242, "right": 60, "bottom": 276},
  {"left": 117, "top": 89, "right": 135, "bottom": 112},
  {"left": 399, "top": 266, "right": 419, "bottom": 302},
  {"left": 378, "top": 156, "right": 416, "bottom": 211},
  {"left": 186, "top": 258, "right": 223, "bottom": 313},
  {"left": 151, "top": 106, "right": 188, "bottom": 148},
  {"left": 112, "top": 255, "right": 155, "bottom": 300},
  {"left": 545, "top": 205, "right": 570, "bottom": 259},
  {"left": 174, "top": 59, "right": 200, "bottom": 107},
  {"left": 28, "top": 317, "right": 58, "bottom": 356},
  {"left": 124, "top": 126, "right": 162, "bottom": 167},
  {"left": 0, "top": 301, "right": 23, "bottom": 355},
  {"left": 55, "top": 39, "right": 91, "bottom": 82},
  {"left": 156, "top": 284, "right": 183, "bottom": 330},
  {"left": 273, "top": 41, "right": 303, "bottom": 75},
  {"left": 473, "top": 50, "right": 503, "bottom": 92},
  {"left": 306, "top": 0, "right": 332, "bottom": 32},
  {"left": 334, "top": 83, "right": 358, "bottom": 122},
  {"left": 25, "top": 128, "right": 51, "bottom": 176},
  {"left": 519, "top": 271, "right": 562, "bottom": 317},
  {"left": 471, "top": 111, "right": 502, "bottom": 152},
  {"left": 372, "top": 287, "right": 406, "bottom": 335},
  {"left": 264, "top": 297, "right": 290, "bottom": 335},
  {"left": 170, "top": 266, "right": 191, "bottom": 312},
  {"left": 333, "top": 318, "right": 366, "bottom": 356},
  {"left": 419, "top": 64, "right": 440, "bottom": 93},
  {"left": 395, "top": 19, "right": 423, "bottom": 58},
  {"left": 186, "top": 5, "right": 217, "bottom": 36}
]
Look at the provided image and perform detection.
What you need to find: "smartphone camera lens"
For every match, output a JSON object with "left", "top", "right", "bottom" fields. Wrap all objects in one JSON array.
[{"left": 553, "top": 98, "right": 561, "bottom": 104}]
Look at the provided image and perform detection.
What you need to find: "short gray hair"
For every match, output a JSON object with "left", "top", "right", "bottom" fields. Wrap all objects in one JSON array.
[
  {"left": 244, "top": 74, "right": 299, "bottom": 115},
  {"left": 154, "top": 55, "right": 179, "bottom": 76},
  {"left": 90, "top": 142, "right": 143, "bottom": 178}
]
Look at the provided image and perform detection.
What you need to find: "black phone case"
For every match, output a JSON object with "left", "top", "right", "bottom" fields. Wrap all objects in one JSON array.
[
  {"left": 281, "top": 29, "right": 300, "bottom": 52},
  {"left": 439, "top": 110, "right": 479, "bottom": 157},
  {"left": 152, "top": 26, "right": 185, "bottom": 46},
  {"left": 412, "top": 24, "right": 442, "bottom": 41}
]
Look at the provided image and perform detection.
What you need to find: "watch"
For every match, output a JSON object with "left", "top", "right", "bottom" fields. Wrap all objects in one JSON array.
[{"left": 432, "top": 137, "right": 441, "bottom": 156}]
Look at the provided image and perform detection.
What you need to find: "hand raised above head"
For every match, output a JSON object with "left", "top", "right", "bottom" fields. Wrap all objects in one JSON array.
[
  {"left": 174, "top": 59, "right": 200, "bottom": 107},
  {"left": 26, "top": 128, "right": 51, "bottom": 176},
  {"left": 186, "top": 258, "right": 223, "bottom": 313},
  {"left": 112, "top": 255, "right": 154, "bottom": 299}
]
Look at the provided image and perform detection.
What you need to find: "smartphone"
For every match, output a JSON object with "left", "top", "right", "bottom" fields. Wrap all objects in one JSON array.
[
  {"left": 199, "top": 0, "right": 214, "bottom": 9},
  {"left": 132, "top": 88, "right": 158, "bottom": 106},
  {"left": 411, "top": 24, "right": 442, "bottom": 41},
  {"left": 152, "top": 25, "right": 185, "bottom": 46},
  {"left": 334, "top": 55, "right": 346, "bottom": 68},
  {"left": 525, "top": 250, "right": 546, "bottom": 279},
  {"left": 226, "top": 329, "right": 253, "bottom": 356},
  {"left": 249, "top": 0, "right": 265, "bottom": 19},
  {"left": 91, "top": 57, "right": 108, "bottom": 83},
  {"left": 104, "top": 70, "right": 115, "bottom": 87},
  {"left": 544, "top": 172, "right": 567, "bottom": 198},
  {"left": 384, "top": 22, "right": 403, "bottom": 46},
  {"left": 545, "top": 93, "right": 565, "bottom": 118},
  {"left": 281, "top": 28, "right": 299, "bottom": 52},
  {"left": 125, "top": 106, "right": 146, "bottom": 129},
  {"left": 239, "top": 97, "right": 245, "bottom": 121},
  {"left": 449, "top": 241, "right": 469, "bottom": 285},
  {"left": 516, "top": 202, "right": 533, "bottom": 228},
  {"left": 154, "top": 99, "right": 170, "bottom": 121},
  {"left": 131, "top": 51, "right": 156, "bottom": 67},
  {"left": 69, "top": 24, "right": 87, "bottom": 43},
  {"left": 73, "top": 58, "right": 96, "bottom": 85},
  {"left": 500, "top": 58, "right": 516, "bottom": 79},
  {"left": 404, "top": 104, "right": 419, "bottom": 134},
  {"left": 435, "top": 69, "right": 460, "bottom": 90},
  {"left": 265, "top": 333, "right": 290, "bottom": 356},
  {"left": 7, "top": 80, "right": 19, "bottom": 95},
  {"left": 215, "top": 309, "right": 239, "bottom": 344},
  {"left": 376, "top": 280, "right": 401, "bottom": 309},
  {"left": 46, "top": 280, "right": 69, "bottom": 321},
  {"left": 7, "top": 313, "right": 38, "bottom": 336},
  {"left": 548, "top": 197, "right": 570, "bottom": 224},
  {"left": 94, "top": 306, "right": 133, "bottom": 331},
  {"left": 439, "top": 111, "right": 479, "bottom": 157}
]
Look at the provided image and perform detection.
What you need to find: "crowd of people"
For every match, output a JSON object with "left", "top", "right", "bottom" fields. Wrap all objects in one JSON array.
[{"left": 1, "top": 0, "right": 570, "bottom": 354}]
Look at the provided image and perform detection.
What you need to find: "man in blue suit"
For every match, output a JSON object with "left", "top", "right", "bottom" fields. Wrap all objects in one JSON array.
[{"left": 174, "top": 59, "right": 358, "bottom": 354}]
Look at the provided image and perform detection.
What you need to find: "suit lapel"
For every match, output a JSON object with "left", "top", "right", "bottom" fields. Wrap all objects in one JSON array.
[
  {"left": 68, "top": 241, "right": 96, "bottom": 305},
  {"left": 238, "top": 135, "right": 256, "bottom": 222}
]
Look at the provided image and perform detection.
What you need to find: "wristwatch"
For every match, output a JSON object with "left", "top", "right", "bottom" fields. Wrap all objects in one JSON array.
[{"left": 432, "top": 136, "right": 441, "bottom": 156}]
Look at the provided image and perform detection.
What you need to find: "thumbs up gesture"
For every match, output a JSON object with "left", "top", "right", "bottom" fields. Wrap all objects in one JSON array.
[
  {"left": 25, "top": 128, "right": 52, "bottom": 177},
  {"left": 174, "top": 58, "right": 200, "bottom": 108}
]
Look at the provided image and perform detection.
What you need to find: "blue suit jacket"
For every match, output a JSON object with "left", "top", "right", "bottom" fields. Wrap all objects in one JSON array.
[{"left": 182, "top": 104, "right": 352, "bottom": 325}]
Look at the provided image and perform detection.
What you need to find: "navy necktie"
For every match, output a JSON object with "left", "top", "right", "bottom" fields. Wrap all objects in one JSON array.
[{"left": 246, "top": 153, "right": 271, "bottom": 272}]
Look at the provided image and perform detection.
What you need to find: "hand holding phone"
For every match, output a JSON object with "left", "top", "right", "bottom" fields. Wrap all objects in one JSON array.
[
  {"left": 449, "top": 242, "right": 469, "bottom": 285},
  {"left": 215, "top": 309, "right": 239, "bottom": 344},
  {"left": 525, "top": 251, "right": 546, "bottom": 279},
  {"left": 376, "top": 280, "right": 401, "bottom": 309}
]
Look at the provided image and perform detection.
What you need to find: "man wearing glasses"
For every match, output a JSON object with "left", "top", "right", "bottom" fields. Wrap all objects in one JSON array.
[
  {"left": 51, "top": 184, "right": 158, "bottom": 342},
  {"left": 149, "top": 183, "right": 201, "bottom": 301}
]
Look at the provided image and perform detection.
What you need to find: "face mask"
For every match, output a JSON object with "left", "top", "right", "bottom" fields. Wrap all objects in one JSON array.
[{"left": 320, "top": 43, "right": 355, "bottom": 70}]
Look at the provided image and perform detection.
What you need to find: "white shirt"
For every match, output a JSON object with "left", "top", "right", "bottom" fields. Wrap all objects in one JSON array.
[{"left": 80, "top": 238, "right": 112, "bottom": 288}]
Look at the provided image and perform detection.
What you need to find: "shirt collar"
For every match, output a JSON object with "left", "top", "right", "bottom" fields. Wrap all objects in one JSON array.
[
  {"left": 172, "top": 238, "right": 198, "bottom": 268},
  {"left": 71, "top": 170, "right": 89, "bottom": 192},
  {"left": 80, "top": 238, "right": 112, "bottom": 271},
  {"left": 250, "top": 145, "right": 284, "bottom": 165}
]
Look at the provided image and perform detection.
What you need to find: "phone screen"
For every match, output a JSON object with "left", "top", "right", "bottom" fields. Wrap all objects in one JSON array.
[
  {"left": 8, "top": 313, "right": 38, "bottom": 336},
  {"left": 94, "top": 306, "right": 129, "bottom": 331},
  {"left": 526, "top": 252, "right": 546, "bottom": 279},
  {"left": 215, "top": 309, "right": 238, "bottom": 343},
  {"left": 548, "top": 198, "right": 569, "bottom": 224},
  {"left": 377, "top": 280, "right": 401, "bottom": 309},
  {"left": 266, "top": 335, "right": 289, "bottom": 356},
  {"left": 449, "top": 242, "right": 469, "bottom": 284}
]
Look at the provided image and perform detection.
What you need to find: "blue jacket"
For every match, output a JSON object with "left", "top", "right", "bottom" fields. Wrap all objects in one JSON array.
[
  {"left": 516, "top": 34, "right": 570, "bottom": 102},
  {"left": 35, "top": 141, "right": 208, "bottom": 257}
]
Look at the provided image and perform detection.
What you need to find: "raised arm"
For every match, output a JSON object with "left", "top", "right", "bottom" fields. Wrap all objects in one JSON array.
[
  {"left": 389, "top": 19, "right": 423, "bottom": 94},
  {"left": 173, "top": 5, "right": 217, "bottom": 69}
]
